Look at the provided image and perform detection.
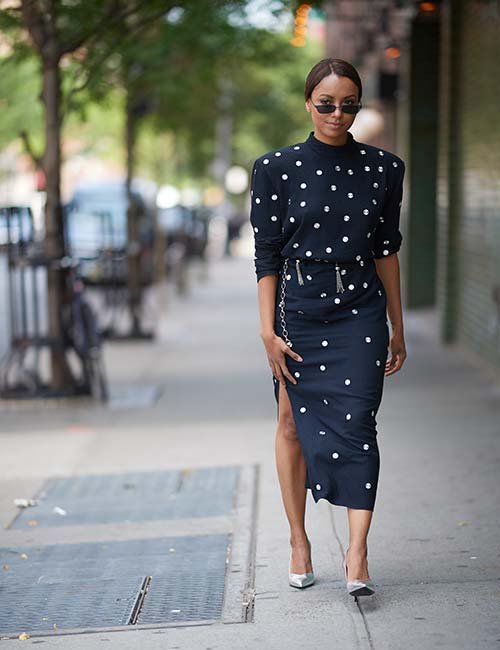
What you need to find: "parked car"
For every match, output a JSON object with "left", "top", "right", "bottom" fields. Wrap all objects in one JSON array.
[
  {"left": 64, "top": 178, "right": 157, "bottom": 286},
  {"left": 0, "top": 206, "right": 35, "bottom": 248},
  {"left": 157, "top": 203, "right": 210, "bottom": 272}
]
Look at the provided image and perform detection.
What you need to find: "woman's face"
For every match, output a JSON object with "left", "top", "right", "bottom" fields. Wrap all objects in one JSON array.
[{"left": 305, "top": 73, "right": 359, "bottom": 141}]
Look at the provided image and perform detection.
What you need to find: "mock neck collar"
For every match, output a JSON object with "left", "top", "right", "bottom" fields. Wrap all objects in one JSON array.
[{"left": 305, "top": 130, "right": 358, "bottom": 157}]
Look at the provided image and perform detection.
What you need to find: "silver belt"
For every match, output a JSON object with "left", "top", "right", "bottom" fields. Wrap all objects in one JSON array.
[{"left": 293, "top": 258, "right": 346, "bottom": 293}]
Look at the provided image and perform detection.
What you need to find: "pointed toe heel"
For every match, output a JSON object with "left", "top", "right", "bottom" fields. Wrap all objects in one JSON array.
[
  {"left": 289, "top": 538, "right": 315, "bottom": 589},
  {"left": 343, "top": 548, "right": 375, "bottom": 597}
]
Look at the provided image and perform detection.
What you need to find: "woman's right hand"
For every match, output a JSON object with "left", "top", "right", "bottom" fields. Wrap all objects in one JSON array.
[{"left": 261, "top": 332, "right": 303, "bottom": 386}]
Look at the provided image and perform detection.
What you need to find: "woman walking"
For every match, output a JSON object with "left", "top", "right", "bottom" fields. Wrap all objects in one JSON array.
[{"left": 249, "top": 58, "right": 407, "bottom": 597}]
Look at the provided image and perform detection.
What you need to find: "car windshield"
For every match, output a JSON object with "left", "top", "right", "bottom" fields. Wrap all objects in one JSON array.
[
  {"left": 0, "top": 208, "right": 33, "bottom": 245},
  {"left": 66, "top": 195, "right": 127, "bottom": 254}
]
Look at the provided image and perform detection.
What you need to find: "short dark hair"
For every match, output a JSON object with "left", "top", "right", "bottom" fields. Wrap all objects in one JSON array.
[{"left": 304, "top": 58, "right": 362, "bottom": 102}]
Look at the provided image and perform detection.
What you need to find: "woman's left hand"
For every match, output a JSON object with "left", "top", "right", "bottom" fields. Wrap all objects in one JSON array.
[{"left": 385, "top": 330, "right": 407, "bottom": 376}]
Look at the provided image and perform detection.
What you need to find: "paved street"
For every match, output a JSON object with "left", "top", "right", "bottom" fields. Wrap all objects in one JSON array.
[{"left": 1, "top": 250, "right": 499, "bottom": 649}]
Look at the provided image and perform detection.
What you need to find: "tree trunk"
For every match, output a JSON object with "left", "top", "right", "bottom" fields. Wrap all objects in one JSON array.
[
  {"left": 42, "top": 59, "right": 74, "bottom": 390},
  {"left": 125, "top": 89, "right": 142, "bottom": 336}
]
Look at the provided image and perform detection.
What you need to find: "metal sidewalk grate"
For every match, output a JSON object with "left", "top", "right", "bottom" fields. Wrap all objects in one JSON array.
[
  {"left": 9, "top": 465, "right": 239, "bottom": 528},
  {"left": 0, "top": 534, "right": 229, "bottom": 635}
]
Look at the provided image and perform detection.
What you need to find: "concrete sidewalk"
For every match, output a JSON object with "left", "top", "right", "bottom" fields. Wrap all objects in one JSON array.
[{"left": 0, "top": 252, "right": 499, "bottom": 649}]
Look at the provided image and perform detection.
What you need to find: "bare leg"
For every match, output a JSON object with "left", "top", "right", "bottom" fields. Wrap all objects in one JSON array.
[
  {"left": 275, "top": 381, "right": 313, "bottom": 574},
  {"left": 345, "top": 508, "right": 373, "bottom": 580}
]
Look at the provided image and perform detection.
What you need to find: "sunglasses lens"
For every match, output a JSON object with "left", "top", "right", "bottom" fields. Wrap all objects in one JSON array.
[
  {"left": 341, "top": 104, "right": 361, "bottom": 114},
  {"left": 316, "top": 104, "right": 334, "bottom": 113}
]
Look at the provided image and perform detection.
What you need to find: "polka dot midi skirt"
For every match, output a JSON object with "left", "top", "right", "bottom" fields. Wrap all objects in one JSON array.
[{"left": 273, "top": 255, "right": 390, "bottom": 511}]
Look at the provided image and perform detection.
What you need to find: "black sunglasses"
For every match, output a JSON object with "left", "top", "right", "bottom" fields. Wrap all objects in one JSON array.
[{"left": 313, "top": 101, "right": 362, "bottom": 115}]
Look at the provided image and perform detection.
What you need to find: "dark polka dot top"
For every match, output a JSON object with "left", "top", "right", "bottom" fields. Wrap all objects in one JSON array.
[{"left": 249, "top": 129, "right": 405, "bottom": 282}]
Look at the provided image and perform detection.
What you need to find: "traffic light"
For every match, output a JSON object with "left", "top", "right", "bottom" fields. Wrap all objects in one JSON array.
[{"left": 290, "top": 3, "right": 311, "bottom": 48}]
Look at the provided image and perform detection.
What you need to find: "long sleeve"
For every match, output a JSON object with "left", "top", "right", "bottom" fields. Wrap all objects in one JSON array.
[
  {"left": 249, "top": 156, "right": 284, "bottom": 281},
  {"left": 372, "top": 158, "right": 405, "bottom": 259}
]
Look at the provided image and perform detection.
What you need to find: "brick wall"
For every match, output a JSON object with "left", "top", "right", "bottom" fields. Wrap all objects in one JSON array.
[{"left": 437, "top": 0, "right": 500, "bottom": 370}]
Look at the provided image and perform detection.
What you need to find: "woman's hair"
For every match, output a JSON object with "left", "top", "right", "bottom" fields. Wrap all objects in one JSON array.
[{"left": 304, "top": 58, "right": 362, "bottom": 102}]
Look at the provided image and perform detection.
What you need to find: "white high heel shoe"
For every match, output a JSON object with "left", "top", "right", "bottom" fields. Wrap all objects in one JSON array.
[
  {"left": 289, "top": 538, "right": 315, "bottom": 589},
  {"left": 343, "top": 547, "right": 375, "bottom": 596}
]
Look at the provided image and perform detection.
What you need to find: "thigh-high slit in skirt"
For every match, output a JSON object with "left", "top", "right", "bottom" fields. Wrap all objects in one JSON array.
[{"left": 273, "top": 256, "right": 390, "bottom": 511}]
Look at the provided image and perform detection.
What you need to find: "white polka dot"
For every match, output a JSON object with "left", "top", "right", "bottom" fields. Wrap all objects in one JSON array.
[
  {"left": 378, "top": 150, "right": 384, "bottom": 156},
  {"left": 334, "top": 298, "right": 340, "bottom": 304},
  {"left": 300, "top": 182, "right": 307, "bottom": 189},
  {"left": 325, "top": 246, "right": 332, "bottom": 253},
  {"left": 346, "top": 413, "right": 352, "bottom": 420},
  {"left": 372, "top": 199, "right": 377, "bottom": 205},
  {"left": 300, "top": 201, "right": 306, "bottom": 207},
  {"left": 271, "top": 215, "right": 278, "bottom": 221},
  {"left": 255, "top": 198, "right": 261, "bottom": 204},
  {"left": 254, "top": 227, "right": 259, "bottom": 232},
  {"left": 344, "top": 215, "right": 350, "bottom": 221},
  {"left": 321, "top": 340, "right": 328, "bottom": 347},
  {"left": 378, "top": 165, "right": 383, "bottom": 172},
  {"left": 344, "top": 378, "right": 351, "bottom": 385},
  {"left": 306, "top": 274, "right": 312, "bottom": 280},
  {"left": 376, "top": 360, "right": 381, "bottom": 366},
  {"left": 342, "top": 236, "right": 349, "bottom": 242},
  {"left": 263, "top": 158, "right": 269, "bottom": 164},
  {"left": 286, "top": 274, "right": 291, "bottom": 280},
  {"left": 319, "top": 430, "right": 326, "bottom": 435},
  {"left": 371, "top": 410, "right": 375, "bottom": 416},
  {"left": 363, "top": 282, "right": 368, "bottom": 288},
  {"left": 315, "top": 483, "right": 321, "bottom": 490},
  {"left": 290, "top": 217, "right": 295, "bottom": 223},
  {"left": 275, "top": 152, "right": 281, "bottom": 156},
  {"left": 293, "top": 243, "right": 299, "bottom": 248},
  {"left": 335, "top": 165, "right": 341, "bottom": 171},
  {"left": 282, "top": 174, "right": 288, "bottom": 181},
  {"left": 316, "top": 169, "right": 323, "bottom": 175},
  {"left": 305, "top": 250, "right": 312, "bottom": 257},
  {"left": 294, "top": 371, "right": 301, "bottom": 378},
  {"left": 295, "top": 160, "right": 302, "bottom": 166},
  {"left": 348, "top": 283, "right": 354, "bottom": 290},
  {"left": 392, "top": 161, "right": 398, "bottom": 167},
  {"left": 314, "top": 222, "right": 320, "bottom": 229},
  {"left": 367, "top": 232, "right": 371, "bottom": 238},
  {"left": 331, "top": 185, "right": 337, "bottom": 191},
  {"left": 363, "top": 443, "right": 369, "bottom": 450},
  {"left": 383, "top": 249, "right": 389, "bottom": 255},
  {"left": 363, "top": 209, "right": 369, "bottom": 215},
  {"left": 299, "top": 406, "right": 307, "bottom": 413},
  {"left": 347, "top": 192, "right": 354, "bottom": 198},
  {"left": 348, "top": 169, "right": 353, "bottom": 175},
  {"left": 352, "top": 308, "right": 358, "bottom": 314},
  {"left": 360, "top": 149, "right": 366, "bottom": 154},
  {"left": 323, "top": 398, "right": 329, "bottom": 404},
  {"left": 365, "top": 482, "right": 372, "bottom": 489},
  {"left": 319, "top": 364, "right": 326, "bottom": 371},
  {"left": 364, "top": 166, "right": 370, "bottom": 171},
  {"left": 320, "top": 292, "right": 327, "bottom": 298},
  {"left": 323, "top": 206, "right": 330, "bottom": 212},
  {"left": 332, "top": 452, "right": 339, "bottom": 459},
  {"left": 365, "top": 336, "right": 371, "bottom": 343}
]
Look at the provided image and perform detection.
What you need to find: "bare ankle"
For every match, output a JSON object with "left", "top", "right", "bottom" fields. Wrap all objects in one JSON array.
[
  {"left": 348, "top": 543, "right": 368, "bottom": 557},
  {"left": 290, "top": 533, "right": 310, "bottom": 547}
]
